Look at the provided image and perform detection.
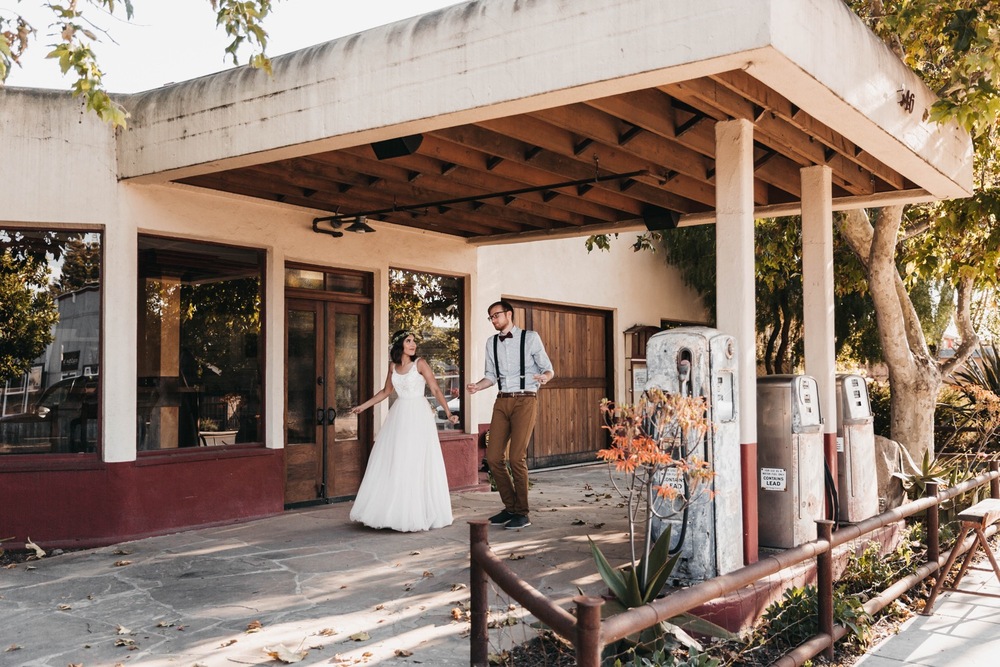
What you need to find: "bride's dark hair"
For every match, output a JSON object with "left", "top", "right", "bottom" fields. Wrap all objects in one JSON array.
[{"left": 390, "top": 330, "right": 416, "bottom": 364}]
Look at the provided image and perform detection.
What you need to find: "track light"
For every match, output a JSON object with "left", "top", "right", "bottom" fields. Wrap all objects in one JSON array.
[
  {"left": 345, "top": 216, "right": 376, "bottom": 233},
  {"left": 312, "top": 215, "right": 375, "bottom": 238}
]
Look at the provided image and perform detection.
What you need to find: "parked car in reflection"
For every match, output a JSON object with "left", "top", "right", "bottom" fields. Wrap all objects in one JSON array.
[
  {"left": 0, "top": 376, "right": 98, "bottom": 454},
  {"left": 434, "top": 396, "right": 461, "bottom": 427}
]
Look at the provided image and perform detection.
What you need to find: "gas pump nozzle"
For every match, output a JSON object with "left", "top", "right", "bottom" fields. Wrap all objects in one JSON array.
[{"left": 677, "top": 358, "right": 691, "bottom": 397}]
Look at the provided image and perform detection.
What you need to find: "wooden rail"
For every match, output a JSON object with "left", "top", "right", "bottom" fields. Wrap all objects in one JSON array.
[{"left": 470, "top": 462, "right": 1000, "bottom": 666}]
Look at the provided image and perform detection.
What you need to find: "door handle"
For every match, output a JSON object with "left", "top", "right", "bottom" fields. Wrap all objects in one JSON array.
[
  {"left": 316, "top": 408, "right": 324, "bottom": 425},
  {"left": 327, "top": 407, "right": 337, "bottom": 424}
]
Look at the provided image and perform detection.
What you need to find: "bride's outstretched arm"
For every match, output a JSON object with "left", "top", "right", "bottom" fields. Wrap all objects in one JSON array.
[{"left": 350, "top": 363, "right": 394, "bottom": 414}]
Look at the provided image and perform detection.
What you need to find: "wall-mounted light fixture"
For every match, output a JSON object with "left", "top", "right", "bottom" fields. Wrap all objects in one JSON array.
[
  {"left": 311, "top": 215, "right": 375, "bottom": 238},
  {"left": 345, "top": 216, "right": 376, "bottom": 233}
]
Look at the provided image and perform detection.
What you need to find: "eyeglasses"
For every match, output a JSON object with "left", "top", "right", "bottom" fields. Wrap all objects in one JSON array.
[{"left": 487, "top": 312, "right": 505, "bottom": 321}]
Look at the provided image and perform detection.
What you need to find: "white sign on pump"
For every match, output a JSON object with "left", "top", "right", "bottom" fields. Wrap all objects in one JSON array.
[{"left": 760, "top": 467, "right": 787, "bottom": 492}]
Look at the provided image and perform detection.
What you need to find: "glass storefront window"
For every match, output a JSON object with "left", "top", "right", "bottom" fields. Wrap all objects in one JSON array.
[
  {"left": 137, "top": 236, "right": 264, "bottom": 450},
  {"left": 388, "top": 269, "right": 464, "bottom": 431},
  {"left": 0, "top": 229, "right": 102, "bottom": 456}
]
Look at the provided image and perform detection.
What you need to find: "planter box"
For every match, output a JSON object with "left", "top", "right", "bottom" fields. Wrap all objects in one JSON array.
[
  {"left": 198, "top": 430, "right": 239, "bottom": 446},
  {"left": 439, "top": 431, "right": 482, "bottom": 490}
]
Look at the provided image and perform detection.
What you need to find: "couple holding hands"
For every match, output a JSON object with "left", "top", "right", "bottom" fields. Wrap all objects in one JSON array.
[{"left": 348, "top": 300, "right": 553, "bottom": 533}]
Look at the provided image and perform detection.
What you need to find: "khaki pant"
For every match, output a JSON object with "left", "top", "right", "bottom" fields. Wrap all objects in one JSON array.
[{"left": 486, "top": 395, "right": 538, "bottom": 516}]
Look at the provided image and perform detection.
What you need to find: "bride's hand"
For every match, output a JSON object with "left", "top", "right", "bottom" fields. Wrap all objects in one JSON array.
[
  {"left": 447, "top": 414, "right": 459, "bottom": 424},
  {"left": 350, "top": 405, "right": 363, "bottom": 415}
]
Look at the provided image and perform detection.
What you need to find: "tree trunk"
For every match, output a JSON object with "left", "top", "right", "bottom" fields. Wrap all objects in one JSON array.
[
  {"left": 837, "top": 207, "right": 980, "bottom": 462},
  {"left": 839, "top": 207, "right": 939, "bottom": 460}
]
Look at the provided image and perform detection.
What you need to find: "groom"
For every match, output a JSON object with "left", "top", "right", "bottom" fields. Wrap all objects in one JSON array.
[{"left": 467, "top": 300, "right": 554, "bottom": 529}]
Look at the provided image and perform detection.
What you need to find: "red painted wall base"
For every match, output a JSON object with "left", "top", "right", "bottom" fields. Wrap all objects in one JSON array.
[{"left": 0, "top": 447, "right": 284, "bottom": 551}]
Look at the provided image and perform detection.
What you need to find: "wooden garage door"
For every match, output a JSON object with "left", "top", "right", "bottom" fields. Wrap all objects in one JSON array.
[{"left": 510, "top": 300, "right": 612, "bottom": 468}]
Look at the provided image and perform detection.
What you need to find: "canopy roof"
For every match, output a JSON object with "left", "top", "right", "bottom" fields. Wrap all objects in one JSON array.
[{"left": 118, "top": 0, "right": 973, "bottom": 242}]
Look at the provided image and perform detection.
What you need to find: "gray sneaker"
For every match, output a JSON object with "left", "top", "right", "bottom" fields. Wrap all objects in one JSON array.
[
  {"left": 489, "top": 509, "right": 516, "bottom": 525},
  {"left": 505, "top": 514, "right": 531, "bottom": 529}
]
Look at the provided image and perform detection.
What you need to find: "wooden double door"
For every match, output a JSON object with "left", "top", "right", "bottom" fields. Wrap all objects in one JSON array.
[
  {"left": 508, "top": 300, "right": 613, "bottom": 468},
  {"left": 285, "top": 297, "right": 371, "bottom": 506}
]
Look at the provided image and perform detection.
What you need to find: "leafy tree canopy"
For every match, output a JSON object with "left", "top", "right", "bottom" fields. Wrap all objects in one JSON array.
[{"left": 0, "top": 234, "right": 59, "bottom": 382}]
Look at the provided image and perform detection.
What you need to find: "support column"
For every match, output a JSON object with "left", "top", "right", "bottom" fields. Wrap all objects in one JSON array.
[
  {"left": 715, "top": 119, "right": 758, "bottom": 565},
  {"left": 801, "top": 165, "right": 838, "bottom": 518},
  {"left": 103, "top": 197, "right": 138, "bottom": 463},
  {"left": 265, "top": 246, "right": 285, "bottom": 450}
]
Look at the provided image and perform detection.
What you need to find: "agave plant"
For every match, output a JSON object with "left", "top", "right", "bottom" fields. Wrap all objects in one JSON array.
[
  {"left": 591, "top": 389, "right": 730, "bottom": 654},
  {"left": 948, "top": 343, "right": 1000, "bottom": 449}
]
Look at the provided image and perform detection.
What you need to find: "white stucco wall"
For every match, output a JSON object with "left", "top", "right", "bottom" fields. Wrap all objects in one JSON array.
[{"left": 2, "top": 89, "right": 118, "bottom": 223}]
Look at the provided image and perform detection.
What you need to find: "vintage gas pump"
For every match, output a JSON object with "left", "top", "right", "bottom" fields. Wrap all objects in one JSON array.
[
  {"left": 836, "top": 374, "right": 879, "bottom": 522},
  {"left": 756, "top": 375, "right": 825, "bottom": 549},
  {"left": 645, "top": 326, "right": 741, "bottom": 583}
]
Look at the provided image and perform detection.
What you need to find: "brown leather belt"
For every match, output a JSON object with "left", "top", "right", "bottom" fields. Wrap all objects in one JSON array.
[{"left": 497, "top": 391, "right": 537, "bottom": 398}]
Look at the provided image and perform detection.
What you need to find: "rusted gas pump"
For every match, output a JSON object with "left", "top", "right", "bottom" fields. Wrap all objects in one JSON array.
[{"left": 645, "top": 326, "right": 741, "bottom": 584}]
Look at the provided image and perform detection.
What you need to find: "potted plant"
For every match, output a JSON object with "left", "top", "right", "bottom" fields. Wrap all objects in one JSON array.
[
  {"left": 590, "top": 387, "right": 730, "bottom": 656},
  {"left": 197, "top": 418, "right": 239, "bottom": 446}
]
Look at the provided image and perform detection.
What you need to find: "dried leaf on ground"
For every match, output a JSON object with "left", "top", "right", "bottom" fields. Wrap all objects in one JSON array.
[
  {"left": 116, "top": 624, "right": 131, "bottom": 635},
  {"left": 25, "top": 538, "right": 46, "bottom": 559},
  {"left": 317, "top": 627, "right": 338, "bottom": 636},
  {"left": 348, "top": 631, "right": 370, "bottom": 641},
  {"left": 246, "top": 620, "right": 264, "bottom": 633},
  {"left": 220, "top": 639, "right": 237, "bottom": 647},
  {"left": 113, "top": 560, "right": 132, "bottom": 567},
  {"left": 4, "top": 645, "right": 22, "bottom": 652},
  {"left": 395, "top": 648, "right": 413, "bottom": 657},
  {"left": 263, "top": 644, "right": 308, "bottom": 663}
]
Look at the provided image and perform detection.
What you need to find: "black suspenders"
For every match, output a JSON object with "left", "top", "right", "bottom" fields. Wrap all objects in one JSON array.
[{"left": 494, "top": 330, "right": 529, "bottom": 391}]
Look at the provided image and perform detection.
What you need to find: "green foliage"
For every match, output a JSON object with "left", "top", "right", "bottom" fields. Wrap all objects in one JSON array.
[
  {"left": 0, "top": 0, "right": 276, "bottom": 128},
  {"left": 0, "top": 248, "right": 58, "bottom": 381},
  {"left": 388, "top": 269, "right": 461, "bottom": 382},
  {"left": 838, "top": 532, "right": 920, "bottom": 603},
  {"left": 850, "top": 1, "right": 1000, "bottom": 141},
  {"left": 590, "top": 526, "right": 679, "bottom": 610},
  {"left": 893, "top": 448, "right": 991, "bottom": 522},
  {"left": 614, "top": 646, "right": 720, "bottom": 667},
  {"left": 868, "top": 381, "right": 892, "bottom": 438},
  {"left": 759, "top": 585, "right": 871, "bottom": 652},
  {"left": 53, "top": 238, "right": 101, "bottom": 295},
  {"left": 947, "top": 343, "right": 1000, "bottom": 448}
]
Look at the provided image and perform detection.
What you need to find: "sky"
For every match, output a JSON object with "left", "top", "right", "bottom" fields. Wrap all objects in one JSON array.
[{"left": 6, "top": 0, "right": 462, "bottom": 93}]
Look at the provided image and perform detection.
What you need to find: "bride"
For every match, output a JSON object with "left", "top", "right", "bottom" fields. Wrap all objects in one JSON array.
[{"left": 348, "top": 330, "right": 457, "bottom": 532}]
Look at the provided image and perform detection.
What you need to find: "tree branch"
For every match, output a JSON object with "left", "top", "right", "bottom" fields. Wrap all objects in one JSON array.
[{"left": 940, "top": 275, "right": 980, "bottom": 377}]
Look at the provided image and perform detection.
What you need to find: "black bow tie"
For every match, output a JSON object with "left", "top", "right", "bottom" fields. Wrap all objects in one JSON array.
[{"left": 499, "top": 332, "right": 513, "bottom": 340}]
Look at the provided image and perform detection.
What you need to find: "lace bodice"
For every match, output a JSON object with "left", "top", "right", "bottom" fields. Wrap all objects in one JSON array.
[{"left": 393, "top": 362, "right": 427, "bottom": 399}]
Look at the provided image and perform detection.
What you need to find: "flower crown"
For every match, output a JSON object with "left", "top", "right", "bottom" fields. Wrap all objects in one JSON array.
[{"left": 391, "top": 330, "right": 413, "bottom": 346}]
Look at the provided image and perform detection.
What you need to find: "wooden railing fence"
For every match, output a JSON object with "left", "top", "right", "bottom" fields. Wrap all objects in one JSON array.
[{"left": 470, "top": 462, "right": 1000, "bottom": 667}]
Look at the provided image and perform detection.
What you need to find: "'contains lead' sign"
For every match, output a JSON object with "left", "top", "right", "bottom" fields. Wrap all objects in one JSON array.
[{"left": 760, "top": 467, "right": 787, "bottom": 492}]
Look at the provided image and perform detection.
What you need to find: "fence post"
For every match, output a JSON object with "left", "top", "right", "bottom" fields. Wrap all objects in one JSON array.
[
  {"left": 470, "top": 521, "right": 489, "bottom": 667},
  {"left": 574, "top": 596, "right": 604, "bottom": 667},
  {"left": 925, "top": 481, "right": 940, "bottom": 570},
  {"left": 816, "top": 519, "right": 835, "bottom": 661},
  {"left": 991, "top": 461, "right": 999, "bottom": 499}
]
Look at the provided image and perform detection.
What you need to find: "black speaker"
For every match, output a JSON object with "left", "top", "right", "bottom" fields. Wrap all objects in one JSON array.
[
  {"left": 642, "top": 206, "right": 680, "bottom": 231},
  {"left": 371, "top": 134, "right": 423, "bottom": 160}
]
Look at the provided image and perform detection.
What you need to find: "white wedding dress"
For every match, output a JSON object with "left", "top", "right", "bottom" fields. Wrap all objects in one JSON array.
[{"left": 350, "top": 361, "right": 454, "bottom": 532}]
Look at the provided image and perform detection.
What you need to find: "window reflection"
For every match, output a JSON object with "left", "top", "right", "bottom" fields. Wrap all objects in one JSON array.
[
  {"left": 388, "top": 269, "right": 464, "bottom": 431},
  {"left": 0, "top": 229, "right": 101, "bottom": 455},
  {"left": 137, "top": 237, "right": 264, "bottom": 450}
]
